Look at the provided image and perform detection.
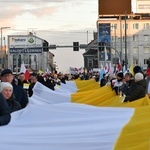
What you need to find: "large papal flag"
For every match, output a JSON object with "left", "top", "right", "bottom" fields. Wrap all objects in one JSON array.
[{"left": 0, "top": 79, "right": 150, "bottom": 150}]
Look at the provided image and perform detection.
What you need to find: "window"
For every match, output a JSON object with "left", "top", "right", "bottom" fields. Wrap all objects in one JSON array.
[
  {"left": 111, "top": 49, "right": 115, "bottom": 54},
  {"left": 144, "top": 47, "right": 150, "bottom": 53},
  {"left": 88, "top": 59, "right": 93, "bottom": 67},
  {"left": 133, "top": 47, "right": 138, "bottom": 54},
  {"left": 122, "top": 36, "right": 126, "bottom": 42},
  {"left": 133, "top": 35, "right": 139, "bottom": 41},
  {"left": 122, "top": 48, "right": 128, "bottom": 54},
  {"left": 133, "top": 23, "right": 139, "bottom": 29},
  {"left": 111, "top": 36, "right": 114, "bottom": 42},
  {"left": 111, "top": 36, "right": 117, "bottom": 42},
  {"left": 144, "top": 35, "right": 149, "bottom": 41},
  {"left": 122, "top": 24, "right": 128, "bottom": 29},
  {"left": 122, "top": 36, "right": 128, "bottom": 42},
  {"left": 133, "top": 47, "right": 138, "bottom": 57},
  {"left": 133, "top": 59, "right": 138, "bottom": 65},
  {"left": 143, "top": 23, "right": 149, "bottom": 29},
  {"left": 111, "top": 24, "right": 117, "bottom": 30},
  {"left": 144, "top": 59, "right": 150, "bottom": 64}
]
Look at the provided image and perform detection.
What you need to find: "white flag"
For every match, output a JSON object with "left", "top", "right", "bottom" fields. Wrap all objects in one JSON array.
[{"left": 104, "top": 45, "right": 108, "bottom": 61}]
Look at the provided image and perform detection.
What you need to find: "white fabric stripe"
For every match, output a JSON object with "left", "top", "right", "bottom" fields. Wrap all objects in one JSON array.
[
  {"left": 0, "top": 81, "right": 134, "bottom": 150},
  {"left": 30, "top": 81, "right": 77, "bottom": 104}
]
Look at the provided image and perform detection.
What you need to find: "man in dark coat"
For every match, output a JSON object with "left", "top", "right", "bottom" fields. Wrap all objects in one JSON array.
[
  {"left": 17, "top": 72, "right": 29, "bottom": 88},
  {"left": 28, "top": 73, "right": 38, "bottom": 97},
  {"left": 0, "top": 69, "right": 28, "bottom": 109},
  {"left": 124, "top": 65, "right": 145, "bottom": 96},
  {"left": 124, "top": 73, "right": 147, "bottom": 102},
  {"left": 0, "top": 93, "right": 11, "bottom": 126},
  {"left": 100, "top": 73, "right": 107, "bottom": 87}
]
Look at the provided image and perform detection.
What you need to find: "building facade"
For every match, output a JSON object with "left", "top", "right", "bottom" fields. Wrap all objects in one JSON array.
[
  {"left": 7, "top": 34, "right": 54, "bottom": 73},
  {"left": 83, "top": 14, "right": 150, "bottom": 71}
]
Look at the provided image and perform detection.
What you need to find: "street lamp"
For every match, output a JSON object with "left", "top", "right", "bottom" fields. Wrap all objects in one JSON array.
[
  {"left": 124, "top": 12, "right": 128, "bottom": 70},
  {"left": 1, "top": 27, "right": 10, "bottom": 69}
]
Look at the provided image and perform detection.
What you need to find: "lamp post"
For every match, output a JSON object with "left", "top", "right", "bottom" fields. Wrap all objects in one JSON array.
[
  {"left": 113, "top": 25, "right": 117, "bottom": 60},
  {"left": 124, "top": 12, "right": 128, "bottom": 70},
  {"left": 120, "top": 16, "right": 123, "bottom": 64},
  {"left": 1, "top": 27, "right": 10, "bottom": 69}
]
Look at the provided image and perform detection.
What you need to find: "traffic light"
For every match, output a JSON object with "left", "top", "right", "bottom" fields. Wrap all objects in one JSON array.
[
  {"left": 73, "top": 42, "right": 79, "bottom": 51},
  {"left": 43, "top": 40, "right": 49, "bottom": 52},
  {"left": 98, "top": 42, "right": 104, "bottom": 51}
]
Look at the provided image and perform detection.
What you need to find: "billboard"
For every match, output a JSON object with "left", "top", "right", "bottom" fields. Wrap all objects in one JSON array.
[
  {"left": 8, "top": 35, "right": 43, "bottom": 54},
  {"left": 98, "top": 23, "right": 111, "bottom": 61},
  {"left": 136, "top": 0, "right": 150, "bottom": 13},
  {"left": 99, "top": 0, "right": 131, "bottom": 15}
]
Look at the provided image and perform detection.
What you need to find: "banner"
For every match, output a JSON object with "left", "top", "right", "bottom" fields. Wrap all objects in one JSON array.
[{"left": 98, "top": 23, "right": 111, "bottom": 61}]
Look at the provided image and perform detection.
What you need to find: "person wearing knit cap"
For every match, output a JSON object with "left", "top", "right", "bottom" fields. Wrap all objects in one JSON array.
[
  {"left": 0, "top": 92, "right": 11, "bottom": 126},
  {"left": 0, "top": 69, "right": 28, "bottom": 109},
  {"left": 133, "top": 66, "right": 143, "bottom": 74},
  {"left": 123, "top": 65, "right": 145, "bottom": 98},
  {"left": 134, "top": 72, "right": 144, "bottom": 82},
  {"left": 0, "top": 82, "right": 21, "bottom": 113},
  {"left": 124, "top": 73, "right": 147, "bottom": 102}
]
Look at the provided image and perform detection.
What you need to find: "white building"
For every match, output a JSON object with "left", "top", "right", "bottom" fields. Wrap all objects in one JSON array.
[
  {"left": 7, "top": 34, "right": 53, "bottom": 73},
  {"left": 97, "top": 14, "right": 150, "bottom": 68}
]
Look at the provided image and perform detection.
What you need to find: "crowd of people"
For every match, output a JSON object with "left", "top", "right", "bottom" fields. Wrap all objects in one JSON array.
[
  {"left": 0, "top": 64, "right": 150, "bottom": 126},
  {"left": 0, "top": 69, "right": 70, "bottom": 126},
  {"left": 99, "top": 65, "right": 150, "bottom": 102}
]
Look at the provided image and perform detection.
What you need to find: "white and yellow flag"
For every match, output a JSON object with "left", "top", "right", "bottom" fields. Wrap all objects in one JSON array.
[{"left": 0, "top": 80, "right": 150, "bottom": 150}]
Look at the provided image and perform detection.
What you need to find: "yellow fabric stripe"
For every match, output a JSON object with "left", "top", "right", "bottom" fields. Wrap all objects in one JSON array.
[
  {"left": 75, "top": 79, "right": 100, "bottom": 91},
  {"left": 114, "top": 105, "right": 150, "bottom": 150},
  {"left": 71, "top": 80, "right": 150, "bottom": 108},
  {"left": 71, "top": 79, "right": 150, "bottom": 149}
]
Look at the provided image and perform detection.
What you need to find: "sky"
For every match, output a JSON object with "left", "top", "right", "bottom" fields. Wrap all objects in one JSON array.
[{"left": 1, "top": 0, "right": 136, "bottom": 73}]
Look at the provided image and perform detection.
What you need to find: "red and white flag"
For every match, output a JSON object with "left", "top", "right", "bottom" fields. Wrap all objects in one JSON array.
[
  {"left": 20, "top": 63, "right": 30, "bottom": 80},
  {"left": 117, "top": 59, "right": 122, "bottom": 71}
]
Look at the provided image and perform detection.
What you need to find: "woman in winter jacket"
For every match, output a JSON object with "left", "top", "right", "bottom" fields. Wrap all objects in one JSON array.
[
  {"left": 0, "top": 82, "right": 21, "bottom": 113},
  {"left": 0, "top": 93, "right": 11, "bottom": 126}
]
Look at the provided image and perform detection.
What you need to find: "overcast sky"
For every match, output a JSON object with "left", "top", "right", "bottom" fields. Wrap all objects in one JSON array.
[{"left": 1, "top": 0, "right": 136, "bottom": 73}]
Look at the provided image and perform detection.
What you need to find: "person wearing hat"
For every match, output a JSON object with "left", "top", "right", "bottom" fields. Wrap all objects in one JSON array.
[
  {"left": 0, "top": 93, "right": 11, "bottom": 126},
  {"left": 122, "top": 65, "right": 145, "bottom": 97},
  {"left": 0, "top": 82, "right": 21, "bottom": 113},
  {"left": 28, "top": 73, "right": 38, "bottom": 97},
  {"left": 0, "top": 69, "right": 28, "bottom": 109},
  {"left": 124, "top": 72, "right": 147, "bottom": 102}
]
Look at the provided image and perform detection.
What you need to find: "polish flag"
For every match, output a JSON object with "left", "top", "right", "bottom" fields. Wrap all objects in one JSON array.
[
  {"left": 108, "top": 62, "right": 114, "bottom": 74},
  {"left": 117, "top": 59, "right": 122, "bottom": 71},
  {"left": 20, "top": 63, "right": 30, "bottom": 80}
]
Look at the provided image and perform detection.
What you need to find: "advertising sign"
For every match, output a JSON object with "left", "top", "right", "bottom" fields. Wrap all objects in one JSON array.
[
  {"left": 98, "top": 23, "right": 111, "bottom": 61},
  {"left": 136, "top": 0, "right": 150, "bottom": 13},
  {"left": 98, "top": 23, "right": 111, "bottom": 44},
  {"left": 8, "top": 35, "right": 43, "bottom": 54},
  {"left": 99, "top": 0, "right": 131, "bottom": 15}
]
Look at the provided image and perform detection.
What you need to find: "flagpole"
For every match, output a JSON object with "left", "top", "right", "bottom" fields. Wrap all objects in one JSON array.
[
  {"left": 104, "top": 43, "right": 108, "bottom": 67},
  {"left": 104, "top": 44, "right": 106, "bottom": 67}
]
